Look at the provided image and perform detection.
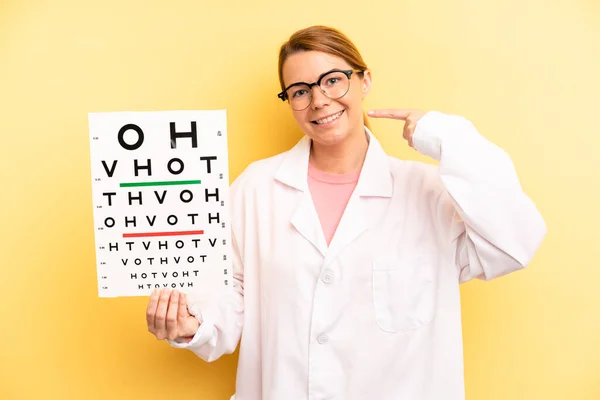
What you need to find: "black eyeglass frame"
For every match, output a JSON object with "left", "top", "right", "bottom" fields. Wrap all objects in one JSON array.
[{"left": 277, "top": 69, "right": 364, "bottom": 105}]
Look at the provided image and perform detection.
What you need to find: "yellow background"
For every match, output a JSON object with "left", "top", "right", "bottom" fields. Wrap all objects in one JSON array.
[{"left": 1, "top": 0, "right": 599, "bottom": 399}]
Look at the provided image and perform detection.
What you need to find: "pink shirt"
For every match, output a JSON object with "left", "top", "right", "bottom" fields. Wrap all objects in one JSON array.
[{"left": 307, "top": 162, "right": 360, "bottom": 245}]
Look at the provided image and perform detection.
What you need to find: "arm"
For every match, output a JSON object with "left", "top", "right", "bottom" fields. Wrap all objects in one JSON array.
[{"left": 412, "top": 111, "right": 546, "bottom": 282}]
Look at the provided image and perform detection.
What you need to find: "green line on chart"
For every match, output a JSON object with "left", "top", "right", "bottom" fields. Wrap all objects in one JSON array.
[{"left": 119, "top": 180, "right": 201, "bottom": 187}]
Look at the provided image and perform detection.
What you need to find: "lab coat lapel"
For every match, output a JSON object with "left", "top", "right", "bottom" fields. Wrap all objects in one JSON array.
[
  {"left": 274, "top": 135, "right": 328, "bottom": 257},
  {"left": 273, "top": 128, "right": 393, "bottom": 261},
  {"left": 290, "top": 192, "right": 328, "bottom": 257},
  {"left": 324, "top": 190, "right": 368, "bottom": 266},
  {"left": 324, "top": 129, "right": 393, "bottom": 265}
]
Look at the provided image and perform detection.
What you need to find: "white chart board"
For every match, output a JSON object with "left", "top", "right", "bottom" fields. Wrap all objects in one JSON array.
[{"left": 88, "top": 110, "right": 231, "bottom": 298}]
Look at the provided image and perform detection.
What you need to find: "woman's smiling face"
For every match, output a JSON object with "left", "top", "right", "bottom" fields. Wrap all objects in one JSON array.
[{"left": 281, "top": 50, "right": 371, "bottom": 147}]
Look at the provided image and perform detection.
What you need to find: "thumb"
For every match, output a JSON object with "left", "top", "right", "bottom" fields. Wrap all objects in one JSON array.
[{"left": 178, "top": 292, "right": 193, "bottom": 319}]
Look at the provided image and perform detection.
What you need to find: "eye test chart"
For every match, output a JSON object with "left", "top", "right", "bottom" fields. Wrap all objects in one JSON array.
[{"left": 88, "top": 110, "right": 232, "bottom": 298}]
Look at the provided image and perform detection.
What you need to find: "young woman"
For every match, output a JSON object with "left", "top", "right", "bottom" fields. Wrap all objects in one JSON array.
[{"left": 146, "top": 25, "right": 546, "bottom": 400}]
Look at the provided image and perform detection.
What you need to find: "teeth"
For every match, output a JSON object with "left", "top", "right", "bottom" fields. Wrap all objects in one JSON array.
[{"left": 316, "top": 110, "right": 343, "bottom": 124}]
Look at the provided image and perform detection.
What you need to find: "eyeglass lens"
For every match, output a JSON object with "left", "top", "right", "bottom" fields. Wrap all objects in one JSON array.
[{"left": 285, "top": 71, "right": 351, "bottom": 111}]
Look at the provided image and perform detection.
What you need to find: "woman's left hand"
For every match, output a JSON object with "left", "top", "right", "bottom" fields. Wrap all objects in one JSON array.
[{"left": 367, "top": 109, "right": 427, "bottom": 148}]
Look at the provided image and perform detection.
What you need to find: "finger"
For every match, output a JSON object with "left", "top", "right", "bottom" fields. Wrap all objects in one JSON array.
[
  {"left": 179, "top": 292, "right": 198, "bottom": 338},
  {"left": 145, "top": 288, "right": 160, "bottom": 333},
  {"left": 402, "top": 120, "right": 413, "bottom": 140},
  {"left": 166, "top": 290, "right": 179, "bottom": 340},
  {"left": 403, "top": 120, "right": 417, "bottom": 148},
  {"left": 367, "top": 109, "right": 411, "bottom": 120},
  {"left": 183, "top": 293, "right": 203, "bottom": 324},
  {"left": 154, "top": 288, "right": 171, "bottom": 340}
]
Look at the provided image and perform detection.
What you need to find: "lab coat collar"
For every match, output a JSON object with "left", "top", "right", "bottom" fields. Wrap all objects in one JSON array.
[
  {"left": 275, "top": 127, "right": 394, "bottom": 259},
  {"left": 274, "top": 126, "right": 393, "bottom": 198}
]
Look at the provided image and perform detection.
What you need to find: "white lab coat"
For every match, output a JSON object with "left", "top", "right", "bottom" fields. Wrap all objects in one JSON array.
[{"left": 170, "top": 111, "right": 546, "bottom": 400}]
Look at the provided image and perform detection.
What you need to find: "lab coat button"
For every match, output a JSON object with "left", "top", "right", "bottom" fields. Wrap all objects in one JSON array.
[
  {"left": 317, "top": 334, "right": 329, "bottom": 344},
  {"left": 322, "top": 270, "right": 333, "bottom": 284}
]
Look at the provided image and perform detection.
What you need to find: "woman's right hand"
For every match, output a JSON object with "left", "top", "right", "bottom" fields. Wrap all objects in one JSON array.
[{"left": 146, "top": 288, "right": 201, "bottom": 343}]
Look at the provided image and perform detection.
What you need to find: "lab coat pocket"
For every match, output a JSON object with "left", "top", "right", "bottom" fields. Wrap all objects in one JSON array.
[{"left": 372, "top": 259, "right": 435, "bottom": 333}]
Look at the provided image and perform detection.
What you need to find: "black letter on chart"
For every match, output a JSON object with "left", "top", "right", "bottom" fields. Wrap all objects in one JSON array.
[
  {"left": 134, "top": 159, "right": 152, "bottom": 177},
  {"left": 170, "top": 121, "right": 197, "bottom": 148},
  {"left": 205, "top": 188, "right": 219, "bottom": 202},
  {"left": 188, "top": 213, "right": 198, "bottom": 224},
  {"left": 154, "top": 190, "right": 167, "bottom": 204},
  {"left": 118, "top": 124, "right": 144, "bottom": 151},
  {"left": 167, "top": 158, "right": 184, "bottom": 175},
  {"left": 101, "top": 161, "right": 118, "bottom": 177},
  {"left": 125, "top": 216, "right": 136, "bottom": 227},
  {"left": 200, "top": 156, "right": 217, "bottom": 173},
  {"left": 208, "top": 213, "right": 220, "bottom": 224},
  {"left": 102, "top": 192, "right": 116, "bottom": 206},
  {"left": 128, "top": 191, "right": 142, "bottom": 205}
]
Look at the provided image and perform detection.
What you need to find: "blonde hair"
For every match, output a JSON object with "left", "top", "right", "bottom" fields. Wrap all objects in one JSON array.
[{"left": 278, "top": 26, "right": 371, "bottom": 129}]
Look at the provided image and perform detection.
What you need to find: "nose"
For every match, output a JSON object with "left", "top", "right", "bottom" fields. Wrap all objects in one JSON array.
[{"left": 310, "top": 85, "right": 330, "bottom": 109}]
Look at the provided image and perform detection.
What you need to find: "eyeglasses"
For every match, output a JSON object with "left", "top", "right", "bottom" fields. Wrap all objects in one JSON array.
[{"left": 277, "top": 69, "right": 363, "bottom": 111}]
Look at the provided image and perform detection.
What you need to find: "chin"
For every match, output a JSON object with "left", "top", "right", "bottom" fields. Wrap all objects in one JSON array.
[{"left": 305, "top": 128, "right": 348, "bottom": 146}]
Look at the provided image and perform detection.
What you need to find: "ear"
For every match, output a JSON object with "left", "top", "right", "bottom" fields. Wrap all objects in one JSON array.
[{"left": 361, "top": 70, "right": 372, "bottom": 99}]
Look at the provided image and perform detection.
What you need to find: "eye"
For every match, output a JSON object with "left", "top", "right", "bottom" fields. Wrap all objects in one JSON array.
[
  {"left": 326, "top": 77, "right": 341, "bottom": 85},
  {"left": 292, "top": 89, "right": 308, "bottom": 98}
]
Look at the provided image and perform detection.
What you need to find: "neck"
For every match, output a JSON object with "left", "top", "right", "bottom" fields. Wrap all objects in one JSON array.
[{"left": 309, "top": 128, "right": 369, "bottom": 174}]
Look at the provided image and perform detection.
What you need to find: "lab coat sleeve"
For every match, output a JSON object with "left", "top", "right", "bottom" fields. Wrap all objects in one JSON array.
[
  {"left": 166, "top": 174, "right": 248, "bottom": 361},
  {"left": 411, "top": 111, "right": 546, "bottom": 283},
  {"left": 166, "top": 230, "right": 244, "bottom": 361}
]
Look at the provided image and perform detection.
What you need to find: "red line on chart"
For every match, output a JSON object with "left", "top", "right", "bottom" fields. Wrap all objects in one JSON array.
[{"left": 122, "top": 230, "right": 205, "bottom": 238}]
